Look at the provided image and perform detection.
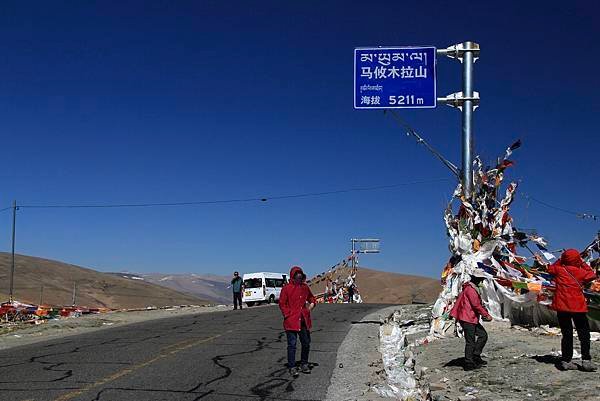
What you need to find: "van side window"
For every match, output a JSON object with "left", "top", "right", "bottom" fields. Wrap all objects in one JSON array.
[
  {"left": 265, "top": 278, "right": 275, "bottom": 287},
  {"left": 243, "top": 278, "right": 262, "bottom": 288},
  {"left": 274, "top": 279, "right": 285, "bottom": 287}
]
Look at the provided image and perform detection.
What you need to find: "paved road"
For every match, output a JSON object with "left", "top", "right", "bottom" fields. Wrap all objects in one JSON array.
[{"left": 0, "top": 304, "right": 387, "bottom": 401}]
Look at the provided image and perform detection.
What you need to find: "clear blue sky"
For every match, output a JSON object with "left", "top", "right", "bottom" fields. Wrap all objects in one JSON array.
[{"left": 1, "top": 1, "right": 598, "bottom": 278}]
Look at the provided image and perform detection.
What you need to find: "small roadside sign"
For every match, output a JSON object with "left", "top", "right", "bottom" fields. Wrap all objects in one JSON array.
[{"left": 354, "top": 46, "right": 436, "bottom": 109}]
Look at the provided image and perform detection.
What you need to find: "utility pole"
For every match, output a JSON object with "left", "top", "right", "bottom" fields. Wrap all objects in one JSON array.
[
  {"left": 9, "top": 200, "right": 17, "bottom": 303},
  {"left": 72, "top": 282, "right": 77, "bottom": 306},
  {"left": 351, "top": 239, "right": 356, "bottom": 270},
  {"left": 437, "top": 41, "right": 480, "bottom": 199},
  {"left": 39, "top": 285, "right": 44, "bottom": 305}
]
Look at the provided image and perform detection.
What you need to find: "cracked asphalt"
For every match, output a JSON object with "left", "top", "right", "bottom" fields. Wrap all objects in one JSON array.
[{"left": 0, "top": 303, "right": 388, "bottom": 401}]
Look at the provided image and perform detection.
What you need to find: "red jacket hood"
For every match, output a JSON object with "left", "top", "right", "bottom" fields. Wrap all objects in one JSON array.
[
  {"left": 290, "top": 266, "right": 305, "bottom": 282},
  {"left": 560, "top": 249, "right": 583, "bottom": 267}
]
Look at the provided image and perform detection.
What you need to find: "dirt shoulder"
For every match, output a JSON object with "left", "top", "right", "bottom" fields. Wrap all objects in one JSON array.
[
  {"left": 417, "top": 320, "right": 600, "bottom": 401},
  {"left": 0, "top": 304, "right": 230, "bottom": 350}
]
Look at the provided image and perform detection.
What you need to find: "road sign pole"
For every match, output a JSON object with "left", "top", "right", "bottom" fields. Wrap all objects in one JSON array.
[
  {"left": 462, "top": 41, "right": 475, "bottom": 198},
  {"left": 437, "top": 42, "right": 480, "bottom": 199},
  {"left": 355, "top": 43, "right": 479, "bottom": 196}
]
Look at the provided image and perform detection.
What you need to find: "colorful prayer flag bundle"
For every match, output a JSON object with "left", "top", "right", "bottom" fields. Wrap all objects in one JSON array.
[{"left": 430, "top": 142, "right": 600, "bottom": 336}]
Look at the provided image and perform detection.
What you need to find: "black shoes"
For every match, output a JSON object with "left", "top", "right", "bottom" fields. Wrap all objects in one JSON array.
[
  {"left": 464, "top": 357, "right": 487, "bottom": 371},
  {"left": 463, "top": 363, "right": 480, "bottom": 371},
  {"left": 580, "top": 360, "right": 597, "bottom": 372},
  {"left": 289, "top": 364, "right": 311, "bottom": 376},
  {"left": 474, "top": 356, "right": 487, "bottom": 366}
]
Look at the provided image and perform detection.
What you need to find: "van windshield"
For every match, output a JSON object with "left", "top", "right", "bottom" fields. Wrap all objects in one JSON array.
[{"left": 244, "top": 278, "right": 262, "bottom": 288}]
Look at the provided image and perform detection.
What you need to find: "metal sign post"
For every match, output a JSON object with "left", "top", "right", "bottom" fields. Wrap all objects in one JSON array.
[
  {"left": 437, "top": 42, "right": 480, "bottom": 198},
  {"left": 354, "top": 41, "right": 481, "bottom": 199}
]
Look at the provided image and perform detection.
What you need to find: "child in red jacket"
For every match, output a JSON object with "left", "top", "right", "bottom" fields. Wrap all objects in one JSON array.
[
  {"left": 279, "top": 266, "right": 316, "bottom": 377},
  {"left": 450, "top": 268, "right": 493, "bottom": 371}
]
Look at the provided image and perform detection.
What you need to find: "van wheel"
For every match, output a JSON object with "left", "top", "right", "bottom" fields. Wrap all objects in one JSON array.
[
  {"left": 246, "top": 302, "right": 254, "bottom": 307},
  {"left": 268, "top": 295, "right": 275, "bottom": 304}
]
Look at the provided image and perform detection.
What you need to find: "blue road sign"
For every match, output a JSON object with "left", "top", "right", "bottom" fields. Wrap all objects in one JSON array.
[{"left": 354, "top": 46, "right": 436, "bottom": 109}]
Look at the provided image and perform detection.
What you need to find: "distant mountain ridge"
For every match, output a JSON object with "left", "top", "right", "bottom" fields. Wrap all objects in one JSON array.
[
  {"left": 0, "top": 251, "right": 440, "bottom": 309},
  {"left": 0, "top": 253, "right": 208, "bottom": 309},
  {"left": 110, "top": 272, "right": 231, "bottom": 304},
  {"left": 135, "top": 267, "right": 442, "bottom": 305}
]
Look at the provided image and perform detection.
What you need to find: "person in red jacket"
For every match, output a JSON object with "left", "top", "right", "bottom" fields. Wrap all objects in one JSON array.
[
  {"left": 279, "top": 266, "right": 316, "bottom": 377},
  {"left": 450, "top": 269, "right": 493, "bottom": 371},
  {"left": 547, "top": 249, "right": 597, "bottom": 372}
]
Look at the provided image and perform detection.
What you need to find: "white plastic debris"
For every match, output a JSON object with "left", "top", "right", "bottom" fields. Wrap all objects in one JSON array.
[{"left": 372, "top": 311, "right": 430, "bottom": 400}]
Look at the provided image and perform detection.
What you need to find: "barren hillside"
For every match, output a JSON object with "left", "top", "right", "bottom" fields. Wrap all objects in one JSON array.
[
  {"left": 309, "top": 265, "right": 441, "bottom": 304},
  {"left": 0, "top": 253, "right": 208, "bottom": 309}
]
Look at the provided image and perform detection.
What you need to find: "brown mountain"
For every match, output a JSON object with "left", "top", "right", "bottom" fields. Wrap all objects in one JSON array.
[
  {"left": 0, "top": 253, "right": 208, "bottom": 309},
  {"left": 309, "top": 265, "right": 441, "bottom": 304},
  {"left": 110, "top": 273, "right": 232, "bottom": 304}
]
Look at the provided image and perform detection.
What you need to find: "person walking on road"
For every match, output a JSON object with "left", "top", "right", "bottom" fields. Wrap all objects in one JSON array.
[
  {"left": 450, "top": 268, "right": 493, "bottom": 371},
  {"left": 231, "top": 271, "right": 244, "bottom": 310},
  {"left": 547, "top": 249, "right": 597, "bottom": 372},
  {"left": 279, "top": 266, "right": 316, "bottom": 377}
]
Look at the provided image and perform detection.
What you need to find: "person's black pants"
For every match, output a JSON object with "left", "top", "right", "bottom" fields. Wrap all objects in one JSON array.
[
  {"left": 460, "top": 321, "right": 488, "bottom": 365},
  {"left": 233, "top": 292, "right": 242, "bottom": 309},
  {"left": 286, "top": 320, "right": 310, "bottom": 368},
  {"left": 557, "top": 311, "right": 591, "bottom": 361}
]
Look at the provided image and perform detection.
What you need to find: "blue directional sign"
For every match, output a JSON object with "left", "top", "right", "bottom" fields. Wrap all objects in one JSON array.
[{"left": 354, "top": 46, "right": 436, "bottom": 109}]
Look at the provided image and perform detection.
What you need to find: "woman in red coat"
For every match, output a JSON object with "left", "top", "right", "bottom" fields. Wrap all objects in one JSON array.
[
  {"left": 279, "top": 266, "right": 316, "bottom": 377},
  {"left": 548, "top": 249, "right": 597, "bottom": 371},
  {"left": 450, "top": 268, "right": 493, "bottom": 371}
]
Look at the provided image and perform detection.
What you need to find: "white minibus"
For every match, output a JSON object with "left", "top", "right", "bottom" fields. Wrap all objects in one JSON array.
[{"left": 242, "top": 272, "right": 287, "bottom": 306}]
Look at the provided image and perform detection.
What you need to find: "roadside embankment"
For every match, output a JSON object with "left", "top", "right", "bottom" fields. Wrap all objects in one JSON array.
[
  {"left": 330, "top": 303, "right": 600, "bottom": 401},
  {"left": 327, "top": 304, "right": 432, "bottom": 401}
]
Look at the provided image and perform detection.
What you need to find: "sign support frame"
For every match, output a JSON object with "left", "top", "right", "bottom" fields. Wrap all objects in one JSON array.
[{"left": 437, "top": 41, "right": 480, "bottom": 199}]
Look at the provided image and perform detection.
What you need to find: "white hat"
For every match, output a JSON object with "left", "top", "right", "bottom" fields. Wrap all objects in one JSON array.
[{"left": 470, "top": 268, "right": 487, "bottom": 278}]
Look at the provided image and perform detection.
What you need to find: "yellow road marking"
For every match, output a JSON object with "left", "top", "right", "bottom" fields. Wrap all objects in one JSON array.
[{"left": 53, "top": 331, "right": 229, "bottom": 401}]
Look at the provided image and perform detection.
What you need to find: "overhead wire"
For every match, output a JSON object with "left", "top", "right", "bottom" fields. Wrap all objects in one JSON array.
[
  {"left": 523, "top": 194, "right": 599, "bottom": 221},
  {"left": 9, "top": 177, "right": 452, "bottom": 210}
]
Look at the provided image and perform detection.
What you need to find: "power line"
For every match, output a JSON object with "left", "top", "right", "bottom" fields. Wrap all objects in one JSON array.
[
  {"left": 523, "top": 194, "right": 599, "bottom": 221},
  {"left": 11, "top": 178, "right": 451, "bottom": 210}
]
